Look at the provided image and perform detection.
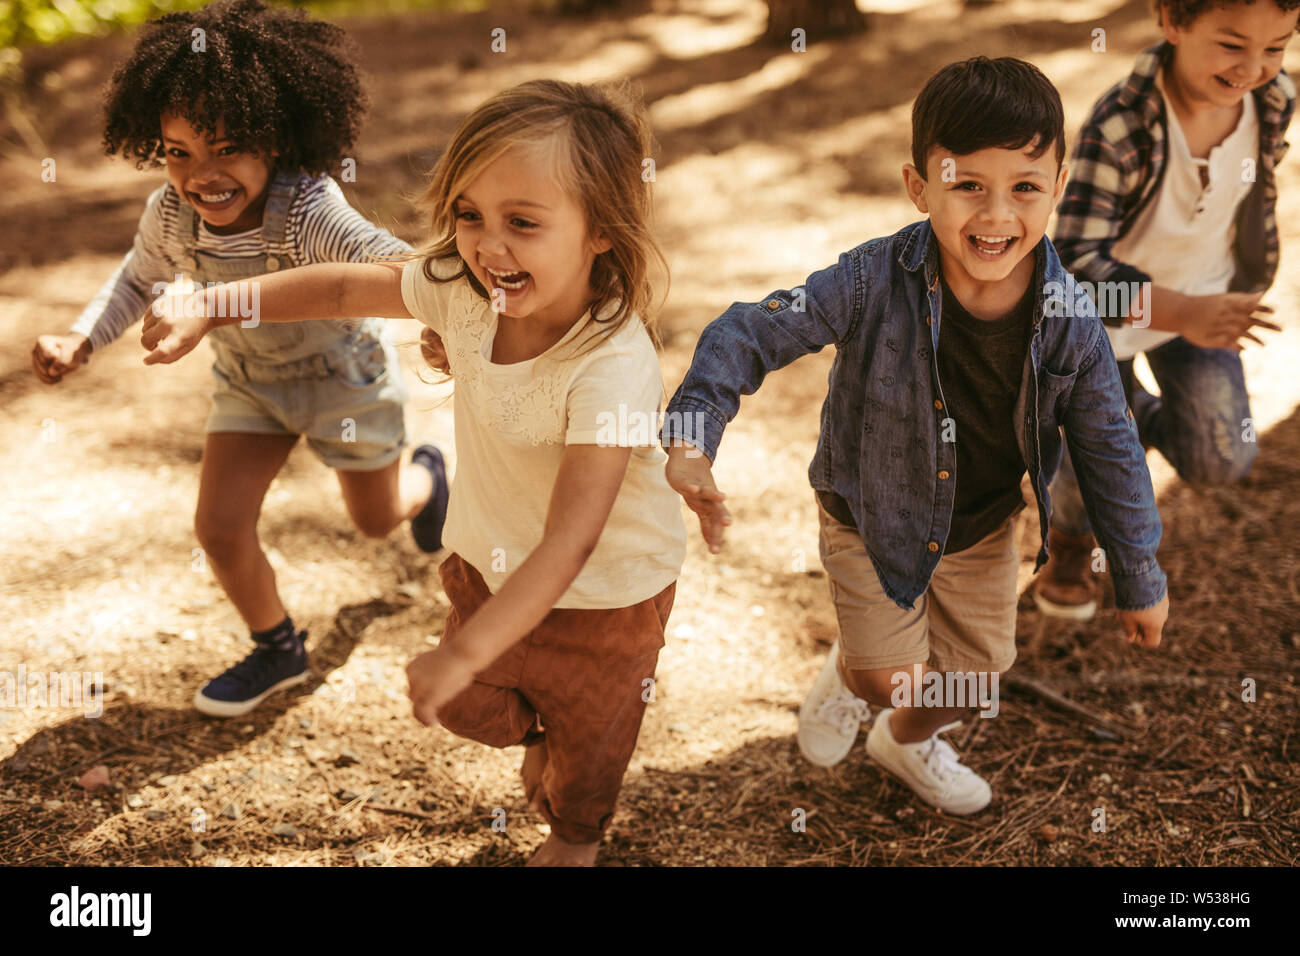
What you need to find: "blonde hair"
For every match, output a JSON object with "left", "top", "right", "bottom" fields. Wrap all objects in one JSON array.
[{"left": 412, "top": 78, "right": 668, "bottom": 359}]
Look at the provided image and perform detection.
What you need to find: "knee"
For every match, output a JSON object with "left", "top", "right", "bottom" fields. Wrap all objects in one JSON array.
[
  {"left": 432, "top": 700, "right": 474, "bottom": 739},
  {"left": 1176, "top": 438, "right": 1257, "bottom": 487},
  {"left": 351, "top": 514, "right": 395, "bottom": 540},
  {"left": 841, "top": 663, "right": 906, "bottom": 709},
  {"left": 194, "top": 511, "right": 252, "bottom": 564},
  {"left": 347, "top": 502, "right": 397, "bottom": 539},
  {"left": 435, "top": 694, "right": 524, "bottom": 749}
]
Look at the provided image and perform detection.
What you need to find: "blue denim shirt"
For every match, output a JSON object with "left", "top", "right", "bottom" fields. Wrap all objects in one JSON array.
[{"left": 661, "top": 218, "right": 1167, "bottom": 612}]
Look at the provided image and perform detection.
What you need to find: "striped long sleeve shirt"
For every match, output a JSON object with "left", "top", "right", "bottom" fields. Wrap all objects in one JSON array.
[{"left": 70, "top": 172, "right": 413, "bottom": 353}]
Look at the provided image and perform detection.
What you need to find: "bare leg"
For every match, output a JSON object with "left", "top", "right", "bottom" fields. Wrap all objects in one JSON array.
[
  {"left": 526, "top": 833, "right": 600, "bottom": 867},
  {"left": 194, "top": 432, "right": 298, "bottom": 632},
  {"left": 839, "top": 659, "right": 971, "bottom": 743},
  {"left": 335, "top": 452, "right": 433, "bottom": 539},
  {"left": 520, "top": 733, "right": 599, "bottom": 865},
  {"left": 521, "top": 735, "right": 549, "bottom": 814}
]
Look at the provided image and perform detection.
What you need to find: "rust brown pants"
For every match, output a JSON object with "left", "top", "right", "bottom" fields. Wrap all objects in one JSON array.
[{"left": 435, "top": 553, "right": 676, "bottom": 844}]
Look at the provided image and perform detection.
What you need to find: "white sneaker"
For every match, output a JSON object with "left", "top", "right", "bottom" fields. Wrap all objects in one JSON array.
[
  {"left": 865, "top": 708, "right": 992, "bottom": 815},
  {"left": 798, "top": 641, "right": 870, "bottom": 767}
]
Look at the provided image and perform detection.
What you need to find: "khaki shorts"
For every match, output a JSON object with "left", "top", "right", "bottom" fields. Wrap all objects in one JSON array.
[
  {"left": 817, "top": 496, "right": 1019, "bottom": 674},
  {"left": 206, "top": 338, "right": 406, "bottom": 472}
]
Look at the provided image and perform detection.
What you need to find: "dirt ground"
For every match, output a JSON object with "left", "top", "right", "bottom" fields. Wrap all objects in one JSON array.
[{"left": 1, "top": 0, "right": 1297, "bottom": 866}]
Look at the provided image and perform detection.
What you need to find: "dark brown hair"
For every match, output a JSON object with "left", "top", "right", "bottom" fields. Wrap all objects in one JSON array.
[
  {"left": 1154, "top": 0, "right": 1300, "bottom": 28},
  {"left": 911, "top": 57, "right": 1065, "bottom": 177}
]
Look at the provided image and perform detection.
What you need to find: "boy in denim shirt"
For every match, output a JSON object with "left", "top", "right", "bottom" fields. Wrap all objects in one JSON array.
[
  {"left": 661, "top": 58, "right": 1170, "bottom": 816},
  {"left": 1036, "top": 0, "right": 1295, "bottom": 619}
]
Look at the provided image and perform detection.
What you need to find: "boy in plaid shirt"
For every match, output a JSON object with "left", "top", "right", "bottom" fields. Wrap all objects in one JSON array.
[{"left": 1036, "top": 0, "right": 1297, "bottom": 618}]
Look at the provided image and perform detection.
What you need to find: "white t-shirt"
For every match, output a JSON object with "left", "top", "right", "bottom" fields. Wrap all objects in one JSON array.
[
  {"left": 401, "top": 258, "right": 686, "bottom": 609},
  {"left": 1108, "top": 69, "right": 1259, "bottom": 360}
]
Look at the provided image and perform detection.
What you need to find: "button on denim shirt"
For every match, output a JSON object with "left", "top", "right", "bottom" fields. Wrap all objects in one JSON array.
[{"left": 661, "top": 218, "right": 1167, "bottom": 612}]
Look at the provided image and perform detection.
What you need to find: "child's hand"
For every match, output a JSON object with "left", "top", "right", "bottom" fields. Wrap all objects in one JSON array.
[
  {"left": 406, "top": 645, "right": 477, "bottom": 726},
  {"left": 1116, "top": 593, "right": 1169, "bottom": 649},
  {"left": 420, "top": 327, "right": 450, "bottom": 375},
  {"left": 32, "top": 333, "right": 90, "bottom": 384},
  {"left": 140, "top": 281, "right": 213, "bottom": 365},
  {"left": 665, "top": 441, "right": 731, "bottom": 553},
  {"left": 1181, "top": 292, "right": 1279, "bottom": 350}
]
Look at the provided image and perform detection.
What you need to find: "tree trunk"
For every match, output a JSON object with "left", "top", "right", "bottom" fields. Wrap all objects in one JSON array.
[
  {"left": 763, "top": 0, "right": 868, "bottom": 46},
  {"left": 555, "top": 0, "right": 632, "bottom": 14}
]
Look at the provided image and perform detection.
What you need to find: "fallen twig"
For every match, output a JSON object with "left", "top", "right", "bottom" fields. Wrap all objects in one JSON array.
[{"left": 1002, "top": 673, "right": 1132, "bottom": 738}]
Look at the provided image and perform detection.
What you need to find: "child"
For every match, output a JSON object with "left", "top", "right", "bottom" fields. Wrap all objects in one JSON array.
[
  {"left": 1037, "top": 0, "right": 1295, "bottom": 618},
  {"left": 139, "top": 79, "right": 687, "bottom": 866},
  {"left": 29, "top": 0, "right": 449, "bottom": 718},
  {"left": 661, "top": 58, "right": 1170, "bottom": 816}
]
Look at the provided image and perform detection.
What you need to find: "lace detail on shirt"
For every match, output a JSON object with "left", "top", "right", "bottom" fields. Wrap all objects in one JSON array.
[{"left": 446, "top": 282, "right": 572, "bottom": 446}]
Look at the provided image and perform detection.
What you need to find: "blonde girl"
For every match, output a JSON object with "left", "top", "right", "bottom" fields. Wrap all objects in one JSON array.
[{"left": 140, "top": 79, "right": 687, "bottom": 866}]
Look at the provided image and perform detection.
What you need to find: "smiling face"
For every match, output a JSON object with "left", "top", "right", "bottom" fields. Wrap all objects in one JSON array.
[
  {"left": 453, "top": 142, "right": 611, "bottom": 336},
  {"left": 903, "top": 142, "right": 1067, "bottom": 306},
  {"left": 161, "top": 111, "right": 276, "bottom": 235},
  {"left": 1162, "top": 2, "right": 1298, "bottom": 107}
]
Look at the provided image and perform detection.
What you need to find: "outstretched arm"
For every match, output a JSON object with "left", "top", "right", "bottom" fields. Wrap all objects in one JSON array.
[
  {"left": 660, "top": 252, "right": 860, "bottom": 464},
  {"left": 405, "top": 442, "right": 633, "bottom": 724},
  {"left": 70, "top": 186, "right": 180, "bottom": 357},
  {"left": 1061, "top": 321, "right": 1169, "bottom": 647},
  {"left": 140, "top": 261, "right": 411, "bottom": 364},
  {"left": 664, "top": 441, "right": 731, "bottom": 553}
]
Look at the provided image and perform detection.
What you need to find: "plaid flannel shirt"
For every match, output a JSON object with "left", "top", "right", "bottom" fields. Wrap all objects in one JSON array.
[{"left": 1054, "top": 41, "right": 1295, "bottom": 327}]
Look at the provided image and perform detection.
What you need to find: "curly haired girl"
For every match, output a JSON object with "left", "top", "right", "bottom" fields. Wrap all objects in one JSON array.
[{"left": 31, "top": 0, "right": 449, "bottom": 718}]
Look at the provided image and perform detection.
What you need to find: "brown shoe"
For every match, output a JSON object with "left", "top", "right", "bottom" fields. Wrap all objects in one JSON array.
[{"left": 1033, "top": 528, "right": 1098, "bottom": 620}]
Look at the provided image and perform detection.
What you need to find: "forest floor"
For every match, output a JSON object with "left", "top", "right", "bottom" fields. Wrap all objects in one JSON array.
[{"left": 1, "top": 0, "right": 1296, "bottom": 866}]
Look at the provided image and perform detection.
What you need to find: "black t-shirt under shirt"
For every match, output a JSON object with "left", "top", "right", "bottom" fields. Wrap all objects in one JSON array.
[{"left": 818, "top": 271, "right": 1031, "bottom": 555}]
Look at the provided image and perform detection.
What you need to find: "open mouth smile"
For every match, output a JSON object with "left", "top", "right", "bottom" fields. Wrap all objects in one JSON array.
[
  {"left": 1215, "top": 75, "right": 1251, "bottom": 91},
  {"left": 967, "top": 234, "right": 1018, "bottom": 258},
  {"left": 189, "top": 188, "right": 239, "bottom": 209},
  {"left": 486, "top": 267, "right": 530, "bottom": 291}
]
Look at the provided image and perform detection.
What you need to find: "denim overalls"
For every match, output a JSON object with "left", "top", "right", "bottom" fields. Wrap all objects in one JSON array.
[{"left": 174, "top": 169, "right": 407, "bottom": 470}]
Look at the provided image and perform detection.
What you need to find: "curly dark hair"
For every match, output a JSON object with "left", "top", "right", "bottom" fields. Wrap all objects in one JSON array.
[
  {"left": 1154, "top": 0, "right": 1300, "bottom": 28},
  {"left": 102, "top": 0, "right": 367, "bottom": 174}
]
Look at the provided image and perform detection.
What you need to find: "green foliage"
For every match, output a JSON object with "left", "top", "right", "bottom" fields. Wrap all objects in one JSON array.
[
  {"left": 1, "top": 0, "right": 488, "bottom": 54},
  {"left": 2, "top": 0, "right": 207, "bottom": 51}
]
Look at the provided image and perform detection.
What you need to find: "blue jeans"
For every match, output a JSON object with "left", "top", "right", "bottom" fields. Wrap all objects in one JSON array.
[{"left": 1051, "top": 336, "right": 1257, "bottom": 536}]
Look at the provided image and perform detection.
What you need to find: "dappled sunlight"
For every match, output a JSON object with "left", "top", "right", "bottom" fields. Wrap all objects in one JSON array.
[
  {"left": 997, "top": 0, "right": 1128, "bottom": 25},
  {"left": 627, "top": 0, "right": 763, "bottom": 58},
  {"left": 3, "top": 0, "right": 1298, "bottom": 867},
  {"left": 650, "top": 45, "right": 830, "bottom": 131}
]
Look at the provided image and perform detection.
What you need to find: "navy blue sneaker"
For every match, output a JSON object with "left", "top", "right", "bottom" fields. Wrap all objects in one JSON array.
[
  {"left": 410, "top": 445, "right": 449, "bottom": 553},
  {"left": 194, "top": 632, "right": 309, "bottom": 718}
]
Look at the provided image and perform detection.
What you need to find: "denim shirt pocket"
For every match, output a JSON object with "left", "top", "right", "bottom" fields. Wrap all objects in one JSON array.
[
  {"left": 755, "top": 295, "right": 794, "bottom": 318},
  {"left": 1038, "top": 366, "right": 1078, "bottom": 424}
]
